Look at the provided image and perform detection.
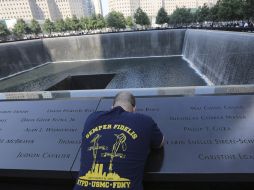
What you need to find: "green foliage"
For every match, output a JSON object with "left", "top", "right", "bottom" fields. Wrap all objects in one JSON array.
[
  {"left": 168, "top": 0, "right": 251, "bottom": 25},
  {"left": 169, "top": 7, "right": 193, "bottom": 25},
  {"left": 156, "top": 7, "right": 169, "bottom": 25},
  {"left": 134, "top": 7, "right": 150, "bottom": 26},
  {"left": 94, "top": 14, "right": 106, "bottom": 29},
  {"left": 43, "top": 19, "right": 55, "bottom": 34},
  {"left": 13, "top": 19, "right": 29, "bottom": 37},
  {"left": 55, "top": 19, "right": 67, "bottom": 32},
  {"left": 126, "top": 16, "right": 134, "bottom": 28},
  {"left": 209, "top": 2, "right": 220, "bottom": 22},
  {"left": 243, "top": 0, "right": 254, "bottom": 20},
  {"left": 30, "top": 19, "right": 42, "bottom": 35},
  {"left": 194, "top": 4, "right": 210, "bottom": 23},
  {"left": 106, "top": 11, "right": 126, "bottom": 29},
  {"left": 65, "top": 17, "right": 72, "bottom": 31},
  {"left": 65, "top": 15, "right": 80, "bottom": 31},
  {"left": 80, "top": 17, "right": 90, "bottom": 30},
  {"left": 71, "top": 15, "right": 80, "bottom": 31},
  {"left": 217, "top": 0, "right": 244, "bottom": 21},
  {"left": 0, "top": 22, "right": 10, "bottom": 40},
  {"left": 80, "top": 15, "right": 105, "bottom": 30}
]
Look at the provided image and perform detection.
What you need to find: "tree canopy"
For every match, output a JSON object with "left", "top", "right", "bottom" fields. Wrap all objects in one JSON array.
[
  {"left": 70, "top": 15, "right": 81, "bottom": 31},
  {"left": 0, "top": 22, "right": 10, "bottom": 40},
  {"left": 43, "top": 19, "right": 55, "bottom": 34},
  {"left": 243, "top": 0, "right": 254, "bottom": 20},
  {"left": 169, "top": 7, "right": 193, "bottom": 26},
  {"left": 126, "top": 16, "right": 134, "bottom": 28},
  {"left": 167, "top": 0, "right": 254, "bottom": 25},
  {"left": 209, "top": 2, "right": 220, "bottom": 22},
  {"left": 65, "top": 15, "right": 80, "bottom": 31},
  {"left": 194, "top": 4, "right": 210, "bottom": 23},
  {"left": 93, "top": 14, "right": 106, "bottom": 29},
  {"left": 217, "top": 0, "right": 244, "bottom": 21},
  {"left": 13, "top": 19, "right": 29, "bottom": 37},
  {"left": 134, "top": 7, "right": 150, "bottom": 26},
  {"left": 55, "top": 19, "right": 67, "bottom": 32},
  {"left": 156, "top": 7, "right": 169, "bottom": 25},
  {"left": 30, "top": 19, "right": 42, "bottom": 35},
  {"left": 106, "top": 11, "right": 126, "bottom": 29}
]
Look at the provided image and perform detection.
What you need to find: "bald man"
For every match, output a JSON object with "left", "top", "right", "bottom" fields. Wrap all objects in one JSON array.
[{"left": 74, "top": 92, "right": 164, "bottom": 190}]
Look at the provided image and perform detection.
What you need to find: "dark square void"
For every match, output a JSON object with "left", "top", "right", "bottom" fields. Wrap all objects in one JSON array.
[{"left": 46, "top": 74, "right": 115, "bottom": 91}]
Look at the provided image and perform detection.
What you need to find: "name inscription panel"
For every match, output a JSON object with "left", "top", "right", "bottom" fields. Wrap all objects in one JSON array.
[
  {"left": 0, "top": 95, "right": 254, "bottom": 174},
  {"left": 0, "top": 99, "right": 99, "bottom": 171},
  {"left": 91, "top": 95, "right": 254, "bottom": 173}
]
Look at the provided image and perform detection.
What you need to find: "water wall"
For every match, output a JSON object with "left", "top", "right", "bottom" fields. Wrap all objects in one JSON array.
[
  {"left": 0, "top": 40, "right": 51, "bottom": 78},
  {"left": 1, "top": 29, "right": 254, "bottom": 85},
  {"left": 42, "top": 29, "right": 186, "bottom": 61},
  {"left": 183, "top": 30, "right": 254, "bottom": 85}
]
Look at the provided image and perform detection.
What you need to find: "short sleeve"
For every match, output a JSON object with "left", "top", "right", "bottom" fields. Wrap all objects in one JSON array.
[{"left": 150, "top": 121, "right": 163, "bottom": 148}]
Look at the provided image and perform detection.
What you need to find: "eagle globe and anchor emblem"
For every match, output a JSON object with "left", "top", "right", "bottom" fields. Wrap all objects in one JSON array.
[{"left": 77, "top": 133, "right": 131, "bottom": 189}]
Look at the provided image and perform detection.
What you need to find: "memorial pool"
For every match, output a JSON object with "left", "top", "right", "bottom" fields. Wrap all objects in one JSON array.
[
  {"left": 1, "top": 29, "right": 254, "bottom": 93},
  {"left": 0, "top": 29, "right": 254, "bottom": 190},
  {"left": 0, "top": 56, "right": 206, "bottom": 92}
]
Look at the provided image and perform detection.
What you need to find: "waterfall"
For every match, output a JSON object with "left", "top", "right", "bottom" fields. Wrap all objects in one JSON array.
[
  {"left": 42, "top": 30, "right": 186, "bottom": 61},
  {"left": 0, "top": 40, "right": 51, "bottom": 79},
  {"left": 183, "top": 30, "right": 254, "bottom": 85}
]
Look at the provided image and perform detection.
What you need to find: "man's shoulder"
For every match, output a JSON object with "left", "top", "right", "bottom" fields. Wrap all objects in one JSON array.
[
  {"left": 89, "top": 110, "right": 106, "bottom": 116},
  {"left": 127, "top": 112, "right": 155, "bottom": 123},
  {"left": 86, "top": 111, "right": 106, "bottom": 121}
]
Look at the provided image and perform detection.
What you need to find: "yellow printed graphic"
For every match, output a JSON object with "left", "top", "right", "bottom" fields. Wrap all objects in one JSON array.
[
  {"left": 78, "top": 133, "right": 131, "bottom": 189},
  {"left": 88, "top": 134, "right": 108, "bottom": 172},
  {"left": 102, "top": 133, "right": 127, "bottom": 173}
]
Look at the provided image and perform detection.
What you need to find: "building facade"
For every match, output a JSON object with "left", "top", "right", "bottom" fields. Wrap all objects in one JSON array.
[
  {"left": 83, "top": 0, "right": 103, "bottom": 16},
  {"left": 92, "top": 0, "right": 103, "bottom": 15},
  {"left": 0, "top": 0, "right": 86, "bottom": 21},
  {"left": 109, "top": 0, "right": 218, "bottom": 20},
  {"left": 0, "top": 0, "right": 34, "bottom": 20},
  {"left": 139, "top": 0, "right": 163, "bottom": 18},
  {"left": 164, "top": 0, "right": 218, "bottom": 14},
  {"left": 108, "top": 0, "right": 139, "bottom": 18}
]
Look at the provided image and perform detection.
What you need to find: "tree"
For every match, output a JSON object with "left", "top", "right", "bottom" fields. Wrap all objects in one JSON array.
[
  {"left": 13, "top": 19, "right": 29, "bottom": 38},
  {"left": 65, "top": 15, "right": 80, "bottom": 31},
  {"left": 134, "top": 7, "right": 150, "bottom": 27},
  {"left": 43, "top": 19, "right": 55, "bottom": 34},
  {"left": 217, "top": 0, "right": 244, "bottom": 21},
  {"left": 0, "top": 22, "right": 10, "bottom": 41},
  {"left": 208, "top": 2, "right": 220, "bottom": 22},
  {"left": 169, "top": 7, "right": 193, "bottom": 26},
  {"left": 71, "top": 15, "right": 81, "bottom": 31},
  {"left": 243, "top": 0, "right": 254, "bottom": 20},
  {"left": 156, "top": 7, "right": 169, "bottom": 25},
  {"left": 194, "top": 4, "right": 210, "bottom": 23},
  {"left": 55, "top": 19, "right": 67, "bottom": 32},
  {"left": 106, "top": 11, "right": 126, "bottom": 29},
  {"left": 95, "top": 14, "right": 106, "bottom": 29},
  {"left": 80, "top": 17, "right": 90, "bottom": 30},
  {"left": 126, "top": 16, "right": 134, "bottom": 28},
  {"left": 30, "top": 19, "right": 42, "bottom": 36},
  {"left": 65, "top": 17, "right": 73, "bottom": 31}
]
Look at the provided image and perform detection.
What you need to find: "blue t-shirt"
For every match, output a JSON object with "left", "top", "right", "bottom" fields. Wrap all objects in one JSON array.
[{"left": 74, "top": 106, "right": 163, "bottom": 190}]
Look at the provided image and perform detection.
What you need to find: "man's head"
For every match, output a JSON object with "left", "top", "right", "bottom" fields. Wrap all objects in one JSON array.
[{"left": 112, "top": 91, "right": 136, "bottom": 112}]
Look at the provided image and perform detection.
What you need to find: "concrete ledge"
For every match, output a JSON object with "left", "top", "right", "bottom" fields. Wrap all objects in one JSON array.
[{"left": 0, "top": 85, "right": 254, "bottom": 100}]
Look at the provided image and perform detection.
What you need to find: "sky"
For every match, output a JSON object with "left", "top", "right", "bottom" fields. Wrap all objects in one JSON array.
[{"left": 101, "top": 0, "right": 109, "bottom": 16}]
